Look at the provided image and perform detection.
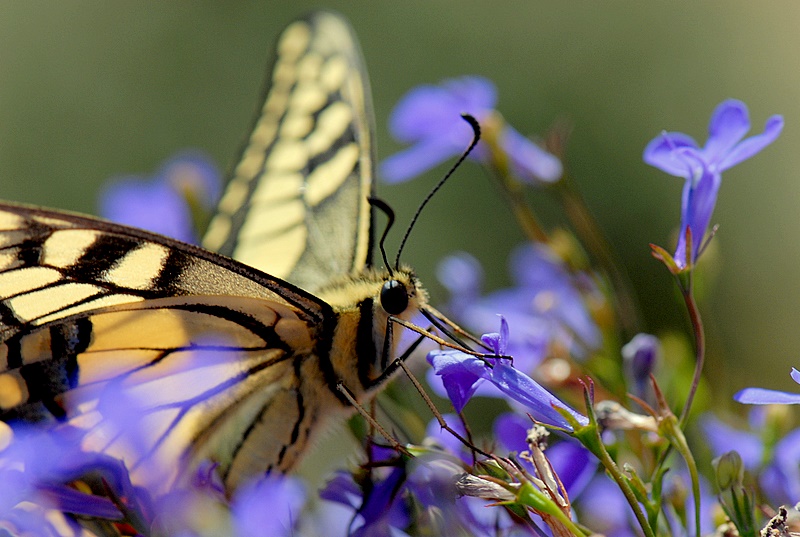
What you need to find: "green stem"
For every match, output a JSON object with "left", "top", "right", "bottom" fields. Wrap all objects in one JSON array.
[
  {"left": 591, "top": 437, "right": 656, "bottom": 537},
  {"left": 576, "top": 393, "right": 655, "bottom": 537}
]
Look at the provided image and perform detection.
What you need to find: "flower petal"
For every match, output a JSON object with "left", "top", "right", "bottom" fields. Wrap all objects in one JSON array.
[
  {"left": 427, "top": 350, "right": 486, "bottom": 413},
  {"left": 703, "top": 99, "right": 750, "bottom": 163},
  {"left": 643, "top": 132, "right": 699, "bottom": 177},
  {"left": 792, "top": 367, "right": 800, "bottom": 385},
  {"left": 734, "top": 387, "right": 800, "bottom": 405},
  {"left": 501, "top": 126, "right": 563, "bottom": 183},
  {"left": 379, "top": 140, "right": 461, "bottom": 183},
  {"left": 700, "top": 414, "right": 762, "bottom": 469},
  {"left": 717, "top": 114, "right": 784, "bottom": 171},
  {"left": 486, "top": 360, "right": 587, "bottom": 430}
]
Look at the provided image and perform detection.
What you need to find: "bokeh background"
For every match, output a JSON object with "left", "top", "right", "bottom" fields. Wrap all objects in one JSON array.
[{"left": 0, "top": 2, "right": 796, "bottom": 395}]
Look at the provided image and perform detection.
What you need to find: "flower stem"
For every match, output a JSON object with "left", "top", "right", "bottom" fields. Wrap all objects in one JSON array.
[
  {"left": 678, "top": 273, "right": 705, "bottom": 426},
  {"left": 553, "top": 174, "right": 642, "bottom": 339}
]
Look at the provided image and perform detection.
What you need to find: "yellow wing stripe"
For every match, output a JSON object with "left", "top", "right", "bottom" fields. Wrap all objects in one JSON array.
[{"left": 202, "top": 12, "right": 375, "bottom": 292}]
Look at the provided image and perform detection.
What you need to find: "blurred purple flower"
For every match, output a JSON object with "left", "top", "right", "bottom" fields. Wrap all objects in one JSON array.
[
  {"left": 380, "top": 76, "right": 562, "bottom": 184},
  {"left": 644, "top": 99, "right": 783, "bottom": 268},
  {"left": 437, "top": 245, "right": 600, "bottom": 371},
  {"left": 734, "top": 367, "right": 800, "bottom": 405},
  {"left": 493, "top": 412, "right": 597, "bottom": 498},
  {"left": 232, "top": 475, "right": 307, "bottom": 537},
  {"left": 99, "top": 152, "right": 221, "bottom": 244},
  {"left": 622, "top": 333, "right": 660, "bottom": 401},
  {"left": 424, "top": 414, "right": 471, "bottom": 464},
  {"left": 703, "top": 411, "right": 800, "bottom": 505},
  {"left": 427, "top": 317, "right": 587, "bottom": 430},
  {"left": 576, "top": 476, "right": 639, "bottom": 537},
  {"left": 320, "top": 467, "right": 411, "bottom": 537},
  {"left": 0, "top": 424, "right": 129, "bottom": 535}
]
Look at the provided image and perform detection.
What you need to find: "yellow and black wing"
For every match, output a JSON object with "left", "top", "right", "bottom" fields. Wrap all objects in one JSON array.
[
  {"left": 0, "top": 203, "right": 335, "bottom": 490},
  {"left": 202, "top": 12, "right": 376, "bottom": 293}
]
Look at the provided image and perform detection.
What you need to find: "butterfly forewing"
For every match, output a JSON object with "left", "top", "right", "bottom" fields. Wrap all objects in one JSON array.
[{"left": 203, "top": 12, "right": 376, "bottom": 292}]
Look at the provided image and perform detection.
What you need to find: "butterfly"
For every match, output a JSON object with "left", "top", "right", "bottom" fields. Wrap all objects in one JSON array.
[{"left": 0, "top": 12, "right": 472, "bottom": 495}]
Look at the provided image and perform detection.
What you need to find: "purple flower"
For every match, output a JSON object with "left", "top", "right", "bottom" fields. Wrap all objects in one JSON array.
[
  {"left": 493, "top": 412, "right": 596, "bottom": 497},
  {"left": 0, "top": 424, "right": 130, "bottom": 535},
  {"left": 380, "top": 76, "right": 562, "bottom": 184},
  {"left": 427, "top": 317, "right": 587, "bottom": 430},
  {"left": 734, "top": 367, "right": 800, "bottom": 405},
  {"left": 99, "top": 152, "right": 221, "bottom": 244},
  {"left": 437, "top": 245, "right": 600, "bottom": 370},
  {"left": 622, "top": 333, "right": 660, "bottom": 401},
  {"left": 703, "top": 411, "right": 800, "bottom": 505},
  {"left": 320, "top": 468, "right": 411, "bottom": 537},
  {"left": 424, "top": 415, "right": 471, "bottom": 464},
  {"left": 644, "top": 99, "right": 783, "bottom": 268},
  {"left": 232, "top": 475, "right": 307, "bottom": 537}
]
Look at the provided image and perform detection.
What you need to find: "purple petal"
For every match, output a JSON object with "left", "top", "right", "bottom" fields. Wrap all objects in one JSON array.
[
  {"left": 674, "top": 166, "right": 721, "bottom": 267},
  {"left": 387, "top": 77, "right": 495, "bottom": 143},
  {"left": 98, "top": 153, "right": 220, "bottom": 244},
  {"left": 320, "top": 471, "right": 363, "bottom": 509},
  {"left": 734, "top": 387, "right": 800, "bottom": 405},
  {"left": 700, "top": 414, "right": 762, "bottom": 469},
  {"left": 38, "top": 484, "right": 122, "bottom": 519},
  {"left": 427, "top": 350, "right": 486, "bottom": 413},
  {"left": 768, "top": 428, "right": 800, "bottom": 503},
  {"left": 703, "top": 99, "right": 750, "bottom": 163},
  {"left": 232, "top": 475, "right": 306, "bottom": 537},
  {"left": 380, "top": 140, "right": 461, "bottom": 183},
  {"left": 436, "top": 252, "right": 483, "bottom": 309},
  {"left": 545, "top": 439, "right": 597, "bottom": 499},
  {"left": 486, "top": 360, "right": 587, "bottom": 430},
  {"left": 643, "top": 132, "right": 700, "bottom": 177},
  {"left": 621, "top": 333, "right": 659, "bottom": 385},
  {"left": 442, "top": 76, "right": 498, "bottom": 112},
  {"left": 717, "top": 114, "right": 784, "bottom": 171},
  {"left": 792, "top": 367, "right": 800, "bottom": 385},
  {"left": 100, "top": 179, "right": 194, "bottom": 242},
  {"left": 501, "top": 126, "right": 563, "bottom": 183}
]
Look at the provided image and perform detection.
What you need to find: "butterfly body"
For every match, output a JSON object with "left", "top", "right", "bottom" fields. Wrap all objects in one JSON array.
[{"left": 0, "top": 12, "right": 439, "bottom": 495}]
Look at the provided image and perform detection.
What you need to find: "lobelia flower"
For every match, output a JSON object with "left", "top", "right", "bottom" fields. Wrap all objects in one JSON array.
[
  {"left": 99, "top": 152, "right": 221, "bottom": 244},
  {"left": 643, "top": 99, "right": 783, "bottom": 269},
  {"left": 437, "top": 245, "right": 601, "bottom": 372},
  {"left": 380, "top": 76, "right": 562, "bottom": 184},
  {"left": 708, "top": 403, "right": 800, "bottom": 505},
  {"left": 0, "top": 423, "right": 134, "bottom": 536},
  {"left": 320, "top": 467, "right": 411, "bottom": 537},
  {"left": 622, "top": 332, "right": 660, "bottom": 402},
  {"left": 427, "top": 316, "right": 588, "bottom": 431}
]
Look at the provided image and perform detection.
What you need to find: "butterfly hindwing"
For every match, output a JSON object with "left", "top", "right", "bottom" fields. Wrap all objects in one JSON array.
[{"left": 202, "top": 12, "right": 376, "bottom": 293}]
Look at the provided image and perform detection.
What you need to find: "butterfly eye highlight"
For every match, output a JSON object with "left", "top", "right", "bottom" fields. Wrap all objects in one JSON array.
[{"left": 380, "top": 280, "right": 409, "bottom": 315}]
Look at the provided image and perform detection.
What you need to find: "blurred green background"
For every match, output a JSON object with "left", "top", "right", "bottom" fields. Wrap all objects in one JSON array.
[{"left": 0, "top": 2, "right": 796, "bottom": 395}]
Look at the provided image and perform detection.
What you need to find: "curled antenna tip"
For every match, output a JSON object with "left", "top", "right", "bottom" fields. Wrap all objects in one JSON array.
[{"left": 460, "top": 113, "right": 481, "bottom": 137}]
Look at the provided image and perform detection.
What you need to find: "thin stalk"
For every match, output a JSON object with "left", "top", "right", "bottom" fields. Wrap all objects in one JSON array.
[
  {"left": 678, "top": 273, "right": 705, "bottom": 426},
  {"left": 553, "top": 175, "right": 642, "bottom": 338},
  {"left": 591, "top": 436, "right": 656, "bottom": 537}
]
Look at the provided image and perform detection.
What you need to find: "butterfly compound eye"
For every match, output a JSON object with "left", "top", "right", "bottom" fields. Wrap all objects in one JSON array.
[{"left": 380, "top": 280, "right": 409, "bottom": 315}]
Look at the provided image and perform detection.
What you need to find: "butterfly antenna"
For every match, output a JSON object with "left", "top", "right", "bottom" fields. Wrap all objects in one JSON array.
[
  {"left": 394, "top": 114, "right": 481, "bottom": 269},
  {"left": 368, "top": 197, "right": 396, "bottom": 275}
]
